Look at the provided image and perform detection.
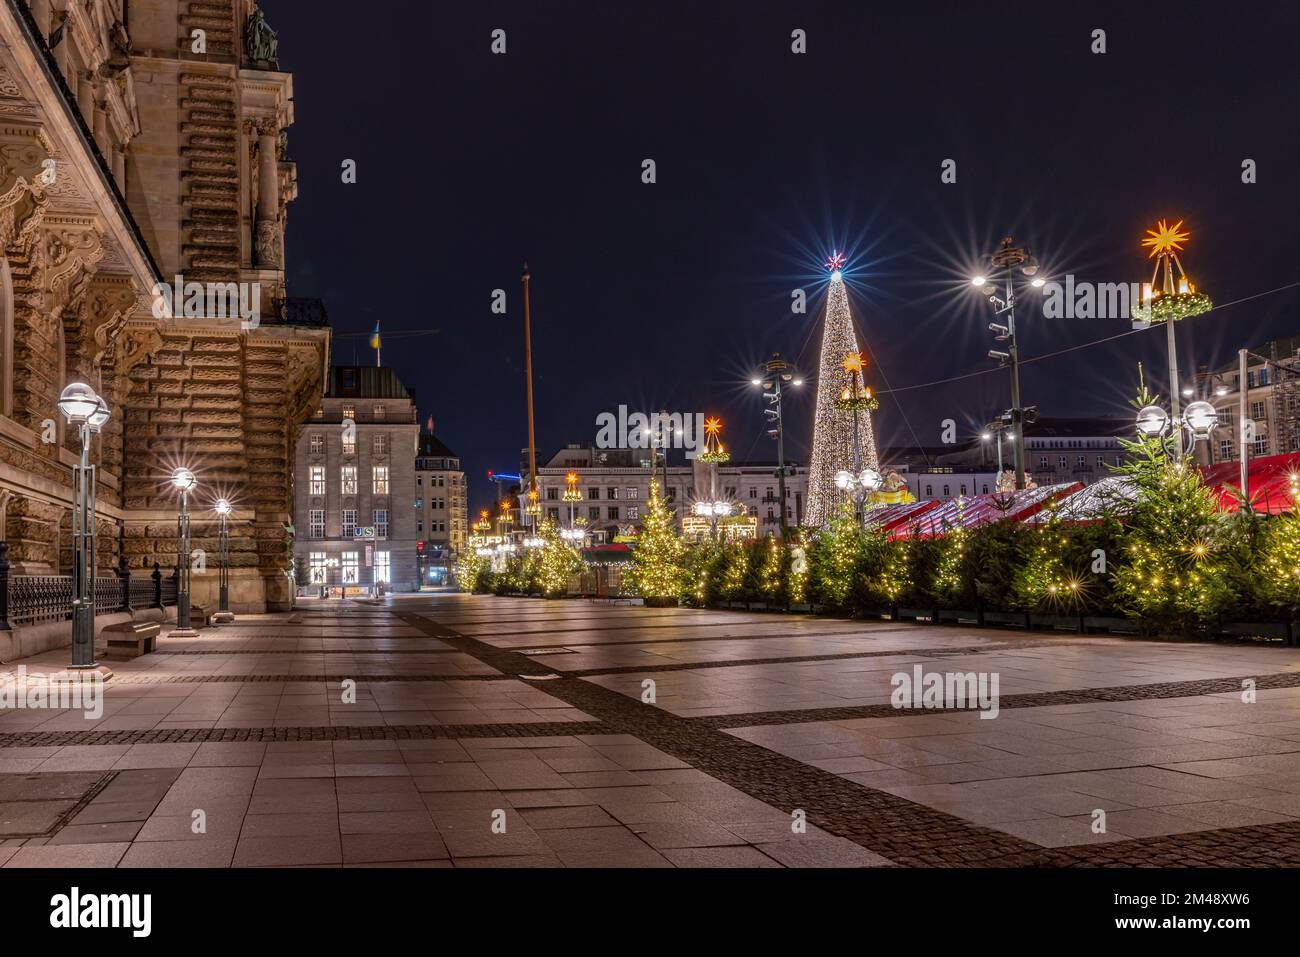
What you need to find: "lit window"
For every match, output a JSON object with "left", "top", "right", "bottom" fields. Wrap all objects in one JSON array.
[
  {"left": 309, "top": 466, "right": 324, "bottom": 496},
  {"left": 309, "top": 551, "right": 328, "bottom": 583},
  {"left": 374, "top": 434, "right": 388, "bottom": 455},
  {"left": 342, "top": 509, "right": 356, "bottom": 538},
  {"left": 373, "top": 466, "right": 389, "bottom": 494},
  {"left": 309, "top": 509, "right": 324, "bottom": 538},
  {"left": 342, "top": 404, "right": 355, "bottom": 420},
  {"left": 341, "top": 466, "right": 357, "bottom": 495},
  {"left": 309, "top": 434, "right": 323, "bottom": 454},
  {"left": 342, "top": 552, "right": 359, "bottom": 584},
  {"left": 374, "top": 551, "right": 391, "bottom": 584}
]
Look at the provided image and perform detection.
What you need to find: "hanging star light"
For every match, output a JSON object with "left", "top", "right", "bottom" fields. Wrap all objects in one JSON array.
[
  {"left": 698, "top": 415, "right": 730, "bottom": 464},
  {"left": 1132, "top": 218, "right": 1212, "bottom": 324},
  {"left": 826, "top": 250, "right": 846, "bottom": 280},
  {"left": 1141, "top": 219, "right": 1190, "bottom": 258}
]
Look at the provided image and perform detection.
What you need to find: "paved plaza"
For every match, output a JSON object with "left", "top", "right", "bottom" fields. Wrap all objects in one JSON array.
[{"left": 3, "top": 595, "right": 1300, "bottom": 867}]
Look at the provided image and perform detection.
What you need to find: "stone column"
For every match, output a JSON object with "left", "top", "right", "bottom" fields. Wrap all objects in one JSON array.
[
  {"left": 255, "top": 124, "right": 281, "bottom": 267},
  {"left": 93, "top": 99, "right": 109, "bottom": 159},
  {"left": 77, "top": 74, "right": 95, "bottom": 126}
]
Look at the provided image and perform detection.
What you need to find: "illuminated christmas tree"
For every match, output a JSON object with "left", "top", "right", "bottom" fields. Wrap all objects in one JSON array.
[
  {"left": 804, "top": 251, "right": 880, "bottom": 526},
  {"left": 628, "top": 480, "right": 684, "bottom": 601}
]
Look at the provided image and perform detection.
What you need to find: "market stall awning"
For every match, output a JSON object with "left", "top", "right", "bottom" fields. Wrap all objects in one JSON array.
[
  {"left": 891, "top": 482, "right": 1082, "bottom": 539},
  {"left": 1199, "top": 452, "right": 1300, "bottom": 514},
  {"left": 861, "top": 499, "right": 942, "bottom": 534},
  {"left": 582, "top": 543, "right": 633, "bottom": 564},
  {"left": 1023, "top": 476, "right": 1138, "bottom": 525}
]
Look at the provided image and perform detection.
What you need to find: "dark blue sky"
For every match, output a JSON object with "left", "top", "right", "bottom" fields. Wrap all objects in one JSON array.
[{"left": 266, "top": 0, "right": 1300, "bottom": 514}]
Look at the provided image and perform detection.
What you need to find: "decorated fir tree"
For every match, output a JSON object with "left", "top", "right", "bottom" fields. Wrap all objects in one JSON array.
[
  {"left": 537, "top": 517, "right": 584, "bottom": 598},
  {"left": 629, "top": 480, "right": 684, "bottom": 601},
  {"left": 1111, "top": 377, "right": 1233, "bottom": 633},
  {"left": 805, "top": 252, "right": 880, "bottom": 527}
]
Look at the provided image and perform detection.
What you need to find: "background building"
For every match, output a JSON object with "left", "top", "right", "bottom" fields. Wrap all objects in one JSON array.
[
  {"left": 415, "top": 432, "right": 465, "bottom": 586},
  {"left": 879, "top": 416, "right": 1134, "bottom": 500},
  {"left": 0, "top": 1, "right": 329, "bottom": 630},
  {"left": 1195, "top": 335, "right": 1300, "bottom": 464},
  {"left": 531, "top": 444, "right": 808, "bottom": 541},
  {"left": 294, "top": 367, "right": 418, "bottom": 594}
]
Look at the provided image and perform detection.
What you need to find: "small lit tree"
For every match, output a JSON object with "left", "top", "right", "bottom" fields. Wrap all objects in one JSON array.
[
  {"left": 629, "top": 481, "right": 684, "bottom": 603},
  {"left": 537, "top": 517, "right": 584, "bottom": 598}
]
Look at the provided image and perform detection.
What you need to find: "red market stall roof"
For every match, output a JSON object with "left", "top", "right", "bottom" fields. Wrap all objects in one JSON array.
[
  {"left": 582, "top": 543, "right": 633, "bottom": 565},
  {"left": 1200, "top": 452, "right": 1300, "bottom": 514},
  {"left": 861, "top": 499, "right": 942, "bottom": 534},
  {"left": 890, "top": 482, "right": 1082, "bottom": 539}
]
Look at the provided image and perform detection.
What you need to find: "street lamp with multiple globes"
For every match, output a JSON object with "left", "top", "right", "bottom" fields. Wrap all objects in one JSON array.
[
  {"left": 834, "top": 467, "right": 883, "bottom": 524},
  {"left": 1135, "top": 399, "right": 1219, "bottom": 461},
  {"left": 170, "top": 466, "right": 200, "bottom": 637},
  {"left": 691, "top": 499, "right": 732, "bottom": 541},
  {"left": 212, "top": 498, "right": 234, "bottom": 623},
  {"left": 57, "top": 382, "right": 110, "bottom": 671}
]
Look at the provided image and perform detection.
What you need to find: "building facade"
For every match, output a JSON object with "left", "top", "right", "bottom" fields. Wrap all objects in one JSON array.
[
  {"left": 415, "top": 432, "right": 465, "bottom": 586},
  {"left": 294, "top": 367, "right": 418, "bottom": 595},
  {"left": 1194, "top": 336, "right": 1300, "bottom": 465},
  {"left": 532, "top": 444, "right": 808, "bottom": 541},
  {"left": 0, "top": 1, "right": 329, "bottom": 623}
]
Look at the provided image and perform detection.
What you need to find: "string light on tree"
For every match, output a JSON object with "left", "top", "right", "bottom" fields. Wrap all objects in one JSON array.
[{"left": 805, "top": 252, "right": 881, "bottom": 527}]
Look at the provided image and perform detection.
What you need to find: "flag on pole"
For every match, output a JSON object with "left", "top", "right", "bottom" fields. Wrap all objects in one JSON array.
[
  {"left": 369, "top": 322, "right": 381, "bottom": 367},
  {"left": 426, "top": 415, "right": 434, "bottom": 433}
]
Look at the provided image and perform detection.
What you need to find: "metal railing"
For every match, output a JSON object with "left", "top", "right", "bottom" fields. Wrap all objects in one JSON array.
[{"left": 0, "top": 545, "right": 177, "bottom": 630}]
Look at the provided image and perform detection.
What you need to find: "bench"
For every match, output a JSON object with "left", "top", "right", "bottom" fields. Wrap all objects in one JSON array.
[{"left": 104, "top": 621, "right": 161, "bottom": 659}]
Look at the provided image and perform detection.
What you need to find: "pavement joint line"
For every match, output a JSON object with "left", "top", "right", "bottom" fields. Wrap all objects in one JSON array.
[
  {"left": 97, "top": 673, "right": 511, "bottom": 684},
  {"left": 0, "top": 720, "right": 608, "bottom": 748},
  {"left": 696, "top": 670, "right": 1300, "bottom": 729},
  {"left": 557, "top": 643, "right": 1086, "bottom": 679}
]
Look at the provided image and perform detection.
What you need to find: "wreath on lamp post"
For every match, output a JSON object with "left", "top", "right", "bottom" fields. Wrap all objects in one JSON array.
[{"left": 834, "top": 351, "right": 880, "bottom": 412}]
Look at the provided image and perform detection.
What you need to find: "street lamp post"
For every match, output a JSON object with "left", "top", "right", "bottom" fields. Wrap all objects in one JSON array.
[
  {"left": 170, "top": 467, "right": 200, "bottom": 637},
  {"left": 973, "top": 237, "right": 1044, "bottom": 490},
  {"left": 212, "top": 498, "right": 234, "bottom": 623},
  {"left": 753, "top": 353, "right": 802, "bottom": 540},
  {"left": 57, "top": 383, "right": 109, "bottom": 671}
]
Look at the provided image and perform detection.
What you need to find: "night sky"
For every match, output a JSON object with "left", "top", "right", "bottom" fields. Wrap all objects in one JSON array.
[{"left": 265, "top": 0, "right": 1300, "bottom": 514}]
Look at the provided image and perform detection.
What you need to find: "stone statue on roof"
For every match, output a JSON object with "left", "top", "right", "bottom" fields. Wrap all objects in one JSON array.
[{"left": 247, "top": 9, "right": 278, "bottom": 64}]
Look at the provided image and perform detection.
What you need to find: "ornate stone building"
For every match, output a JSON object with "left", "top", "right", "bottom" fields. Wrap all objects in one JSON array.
[{"left": 0, "top": 0, "right": 329, "bottom": 622}]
